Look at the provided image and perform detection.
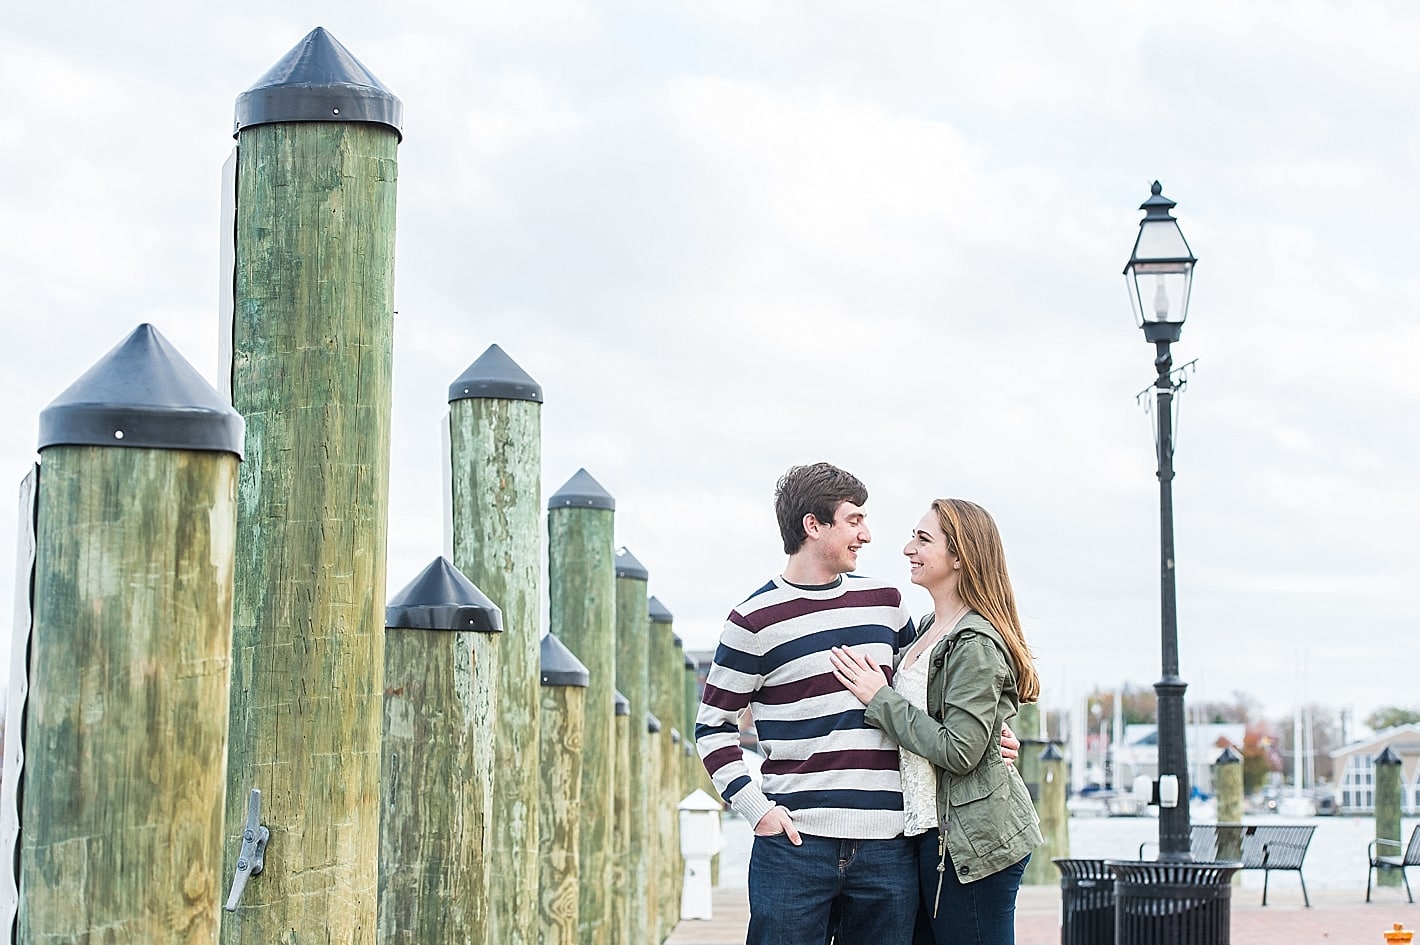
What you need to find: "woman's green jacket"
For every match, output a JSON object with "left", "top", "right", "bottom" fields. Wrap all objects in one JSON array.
[{"left": 864, "top": 611, "right": 1042, "bottom": 883}]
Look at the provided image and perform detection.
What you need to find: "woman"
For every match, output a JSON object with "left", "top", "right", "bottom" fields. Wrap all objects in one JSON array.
[{"left": 829, "top": 498, "right": 1041, "bottom": 945}]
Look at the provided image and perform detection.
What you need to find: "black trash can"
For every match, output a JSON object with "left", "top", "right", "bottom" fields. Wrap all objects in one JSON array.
[
  {"left": 1107, "top": 860, "right": 1241, "bottom": 945},
  {"left": 1054, "top": 858, "right": 1116, "bottom": 945}
]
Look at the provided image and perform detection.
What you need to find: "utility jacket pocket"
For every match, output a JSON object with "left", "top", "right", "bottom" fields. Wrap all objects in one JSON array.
[{"left": 949, "top": 760, "right": 1006, "bottom": 806}]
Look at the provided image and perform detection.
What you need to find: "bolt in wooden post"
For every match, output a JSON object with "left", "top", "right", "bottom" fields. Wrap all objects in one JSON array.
[
  {"left": 222, "top": 27, "right": 401, "bottom": 945},
  {"left": 448, "top": 343, "right": 543, "bottom": 944},
  {"left": 610, "top": 690, "right": 631, "bottom": 945},
  {"left": 648, "top": 596, "right": 681, "bottom": 940},
  {"left": 614, "top": 548, "right": 652, "bottom": 945},
  {"left": 379, "top": 558, "right": 503, "bottom": 943},
  {"left": 549, "top": 469, "right": 617, "bottom": 945},
  {"left": 23, "top": 325, "right": 243, "bottom": 943},
  {"left": 1378, "top": 746, "right": 1404, "bottom": 887},
  {"left": 539, "top": 634, "right": 590, "bottom": 945}
]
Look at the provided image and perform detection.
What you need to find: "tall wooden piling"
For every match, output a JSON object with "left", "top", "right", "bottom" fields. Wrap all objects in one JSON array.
[
  {"left": 379, "top": 558, "right": 503, "bottom": 943},
  {"left": 23, "top": 325, "right": 243, "bottom": 942},
  {"left": 549, "top": 469, "right": 617, "bottom": 945},
  {"left": 649, "top": 596, "right": 682, "bottom": 940},
  {"left": 448, "top": 343, "right": 544, "bottom": 944},
  {"left": 614, "top": 548, "right": 652, "bottom": 945},
  {"left": 539, "top": 634, "right": 590, "bottom": 945},
  {"left": 1213, "top": 747, "right": 1243, "bottom": 873},
  {"left": 1036, "top": 743, "right": 1069, "bottom": 870},
  {"left": 611, "top": 690, "right": 632, "bottom": 945},
  {"left": 222, "top": 27, "right": 401, "bottom": 945},
  {"left": 1377, "top": 746, "right": 1404, "bottom": 887}
]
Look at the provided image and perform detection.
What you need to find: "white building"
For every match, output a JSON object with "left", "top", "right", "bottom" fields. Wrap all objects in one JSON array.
[
  {"left": 1329, "top": 724, "right": 1420, "bottom": 813},
  {"left": 1111, "top": 723, "right": 1245, "bottom": 797}
]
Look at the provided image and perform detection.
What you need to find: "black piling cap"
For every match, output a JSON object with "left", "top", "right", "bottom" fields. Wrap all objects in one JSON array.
[
  {"left": 1215, "top": 746, "right": 1243, "bottom": 765},
  {"left": 386, "top": 556, "right": 503, "bottom": 632},
  {"left": 449, "top": 344, "right": 543, "bottom": 404},
  {"left": 1379, "top": 746, "right": 1404, "bottom": 766},
  {"left": 646, "top": 711, "right": 662, "bottom": 734},
  {"left": 672, "top": 633, "right": 684, "bottom": 649},
  {"left": 39, "top": 323, "right": 245, "bottom": 457},
  {"left": 684, "top": 653, "right": 696, "bottom": 671},
  {"left": 235, "top": 27, "right": 403, "bottom": 138},
  {"left": 541, "top": 633, "right": 590, "bottom": 687},
  {"left": 648, "top": 595, "right": 674, "bottom": 625},
  {"left": 549, "top": 468, "right": 615, "bottom": 511},
  {"left": 616, "top": 547, "right": 649, "bottom": 581},
  {"left": 614, "top": 690, "right": 630, "bottom": 716},
  {"left": 1039, "top": 742, "right": 1064, "bottom": 762}
]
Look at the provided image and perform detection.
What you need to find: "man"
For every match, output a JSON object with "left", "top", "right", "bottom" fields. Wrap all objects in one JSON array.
[{"left": 695, "top": 462, "right": 920, "bottom": 944}]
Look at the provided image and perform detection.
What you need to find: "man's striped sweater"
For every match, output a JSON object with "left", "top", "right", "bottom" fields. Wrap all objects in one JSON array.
[{"left": 695, "top": 574, "right": 916, "bottom": 839}]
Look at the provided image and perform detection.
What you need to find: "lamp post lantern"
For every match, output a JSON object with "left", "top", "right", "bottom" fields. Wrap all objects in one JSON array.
[{"left": 1125, "top": 180, "right": 1196, "bottom": 862}]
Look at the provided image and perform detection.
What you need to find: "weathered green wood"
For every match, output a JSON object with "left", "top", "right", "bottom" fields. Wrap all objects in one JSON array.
[
  {"left": 1377, "top": 751, "right": 1403, "bottom": 886},
  {"left": 645, "top": 729, "right": 664, "bottom": 939},
  {"left": 614, "top": 571, "right": 651, "bottom": 944},
  {"left": 379, "top": 627, "right": 497, "bottom": 943},
  {"left": 449, "top": 395, "right": 541, "bottom": 944},
  {"left": 1017, "top": 703, "right": 1055, "bottom": 886},
  {"left": 549, "top": 504, "right": 616, "bottom": 945},
  {"left": 224, "top": 119, "right": 397, "bottom": 945},
  {"left": 609, "top": 701, "right": 631, "bottom": 945},
  {"left": 649, "top": 618, "right": 680, "bottom": 940},
  {"left": 23, "top": 446, "right": 237, "bottom": 943},
  {"left": 540, "top": 669, "right": 586, "bottom": 945},
  {"left": 1035, "top": 747, "right": 1069, "bottom": 876},
  {"left": 1213, "top": 754, "right": 1244, "bottom": 877}
]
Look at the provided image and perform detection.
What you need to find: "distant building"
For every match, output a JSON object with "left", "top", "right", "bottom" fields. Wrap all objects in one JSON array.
[
  {"left": 1111, "top": 723, "right": 1245, "bottom": 796},
  {"left": 1328, "top": 723, "right": 1420, "bottom": 813}
]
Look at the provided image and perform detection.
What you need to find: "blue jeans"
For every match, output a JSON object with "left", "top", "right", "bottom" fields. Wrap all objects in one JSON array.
[
  {"left": 913, "top": 829, "right": 1028, "bottom": 945},
  {"left": 748, "top": 832, "right": 917, "bottom": 945}
]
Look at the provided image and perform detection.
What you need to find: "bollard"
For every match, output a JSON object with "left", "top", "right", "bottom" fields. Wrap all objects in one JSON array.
[
  {"left": 1213, "top": 747, "right": 1244, "bottom": 880},
  {"left": 22, "top": 325, "right": 243, "bottom": 943},
  {"left": 611, "top": 690, "right": 632, "bottom": 945},
  {"left": 223, "top": 27, "right": 401, "bottom": 945},
  {"left": 614, "top": 549, "right": 652, "bottom": 945},
  {"left": 649, "top": 597, "right": 681, "bottom": 941},
  {"left": 678, "top": 790, "right": 724, "bottom": 920},
  {"left": 1377, "top": 747, "right": 1404, "bottom": 888},
  {"left": 449, "top": 343, "right": 544, "bottom": 945},
  {"left": 646, "top": 709, "right": 664, "bottom": 929},
  {"left": 378, "top": 557, "right": 503, "bottom": 943},
  {"left": 539, "top": 634, "right": 590, "bottom": 945},
  {"left": 1034, "top": 743, "right": 1070, "bottom": 877},
  {"left": 549, "top": 469, "right": 617, "bottom": 945}
]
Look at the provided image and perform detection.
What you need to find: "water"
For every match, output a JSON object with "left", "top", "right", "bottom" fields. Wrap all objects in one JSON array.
[{"left": 716, "top": 813, "right": 1416, "bottom": 894}]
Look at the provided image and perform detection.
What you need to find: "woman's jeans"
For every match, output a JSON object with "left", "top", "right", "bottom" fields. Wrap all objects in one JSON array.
[
  {"left": 913, "top": 829, "right": 1028, "bottom": 945},
  {"left": 747, "top": 832, "right": 918, "bottom": 945}
]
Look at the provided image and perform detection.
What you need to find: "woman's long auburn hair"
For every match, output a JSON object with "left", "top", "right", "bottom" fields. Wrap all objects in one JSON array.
[{"left": 933, "top": 498, "right": 1040, "bottom": 703}]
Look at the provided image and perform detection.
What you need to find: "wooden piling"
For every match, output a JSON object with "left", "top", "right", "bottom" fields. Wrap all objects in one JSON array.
[
  {"left": 611, "top": 690, "right": 632, "bottom": 945},
  {"left": 539, "top": 634, "right": 590, "bottom": 945},
  {"left": 378, "top": 558, "right": 503, "bottom": 943},
  {"left": 448, "top": 344, "right": 544, "bottom": 945},
  {"left": 222, "top": 28, "right": 401, "bottom": 945},
  {"left": 649, "top": 597, "right": 681, "bottom": 941},
  {"left": 1213, "top": 747, "right": 1244, "bottom": 874},
  {"left": 549, "top": 469, "right": 617, "bottom": 945},
  {"left": 1377, "top": 746, "right": 1403, "bottom": 886},
  {"left": 1035, "top": 743, "right": 1069, "bottom": 874},
  {"left": 614, "top": 549, "right": 652, "bottom": 945},
  {"left": 23, "top": 325, "right": 243, "bottom": 943}
]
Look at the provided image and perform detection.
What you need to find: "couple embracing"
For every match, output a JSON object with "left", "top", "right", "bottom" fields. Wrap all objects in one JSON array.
[{"left": 695, "top": 463, "right": 1042, "bottom": 945}]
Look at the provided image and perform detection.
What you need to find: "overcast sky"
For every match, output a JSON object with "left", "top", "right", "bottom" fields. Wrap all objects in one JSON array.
[{"left": 4, "top": 2, "right": 1417, "bottom": 737}]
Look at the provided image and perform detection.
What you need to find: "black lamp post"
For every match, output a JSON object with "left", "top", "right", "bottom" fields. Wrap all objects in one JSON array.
[{"left": 1124, "top": 181, "right": 1196, "bottom": 861}]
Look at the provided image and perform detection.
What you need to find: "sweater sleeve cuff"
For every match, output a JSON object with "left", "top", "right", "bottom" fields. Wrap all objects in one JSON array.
[{"left": 730, "top": 785, "right": 777, "bottom": 829}]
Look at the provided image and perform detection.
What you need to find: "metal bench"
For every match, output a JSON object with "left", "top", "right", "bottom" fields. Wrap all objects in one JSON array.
[
  {"left": 1367, "top": 824, "right": 1420, "bottom": 902},
  {"left": 1140, "top": 823, "right": 1315, "bottom": 906}
]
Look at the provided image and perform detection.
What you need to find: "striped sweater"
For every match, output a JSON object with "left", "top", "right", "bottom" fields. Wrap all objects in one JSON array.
[{"left": 695, "top": 574, "right": 916, "bottom": 839}]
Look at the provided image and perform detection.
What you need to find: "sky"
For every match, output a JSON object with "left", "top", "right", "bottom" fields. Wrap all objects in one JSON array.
[{"left": 3, "top": 2, "right": 1418, "bottom": 739}]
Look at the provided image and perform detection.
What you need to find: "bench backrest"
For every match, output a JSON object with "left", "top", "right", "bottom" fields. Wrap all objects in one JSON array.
[
  {"left": 1191, "top": 824, "right": 1316, "bottom": 869},
  {"left": 1404, "top": 825, "right": 1420, "bottom": 866}
]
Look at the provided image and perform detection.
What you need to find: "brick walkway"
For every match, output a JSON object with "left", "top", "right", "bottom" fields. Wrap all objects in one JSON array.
[{"left": 666, "top": 883, "right": 1420, "bottom": 944}]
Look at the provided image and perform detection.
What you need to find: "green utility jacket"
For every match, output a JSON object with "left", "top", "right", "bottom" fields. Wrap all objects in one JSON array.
[{"left": 864, "top": 611, "right": 1042, "bottom": 884}]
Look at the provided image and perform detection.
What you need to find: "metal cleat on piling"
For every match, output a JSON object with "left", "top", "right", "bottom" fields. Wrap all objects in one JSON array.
[{"left": 224, "top": 789, "right": 270, "bottom": 912}]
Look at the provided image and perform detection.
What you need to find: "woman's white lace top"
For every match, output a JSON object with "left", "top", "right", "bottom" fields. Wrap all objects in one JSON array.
[{"left": 895, "top": 653, "right": 939, "bottom": 836}]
